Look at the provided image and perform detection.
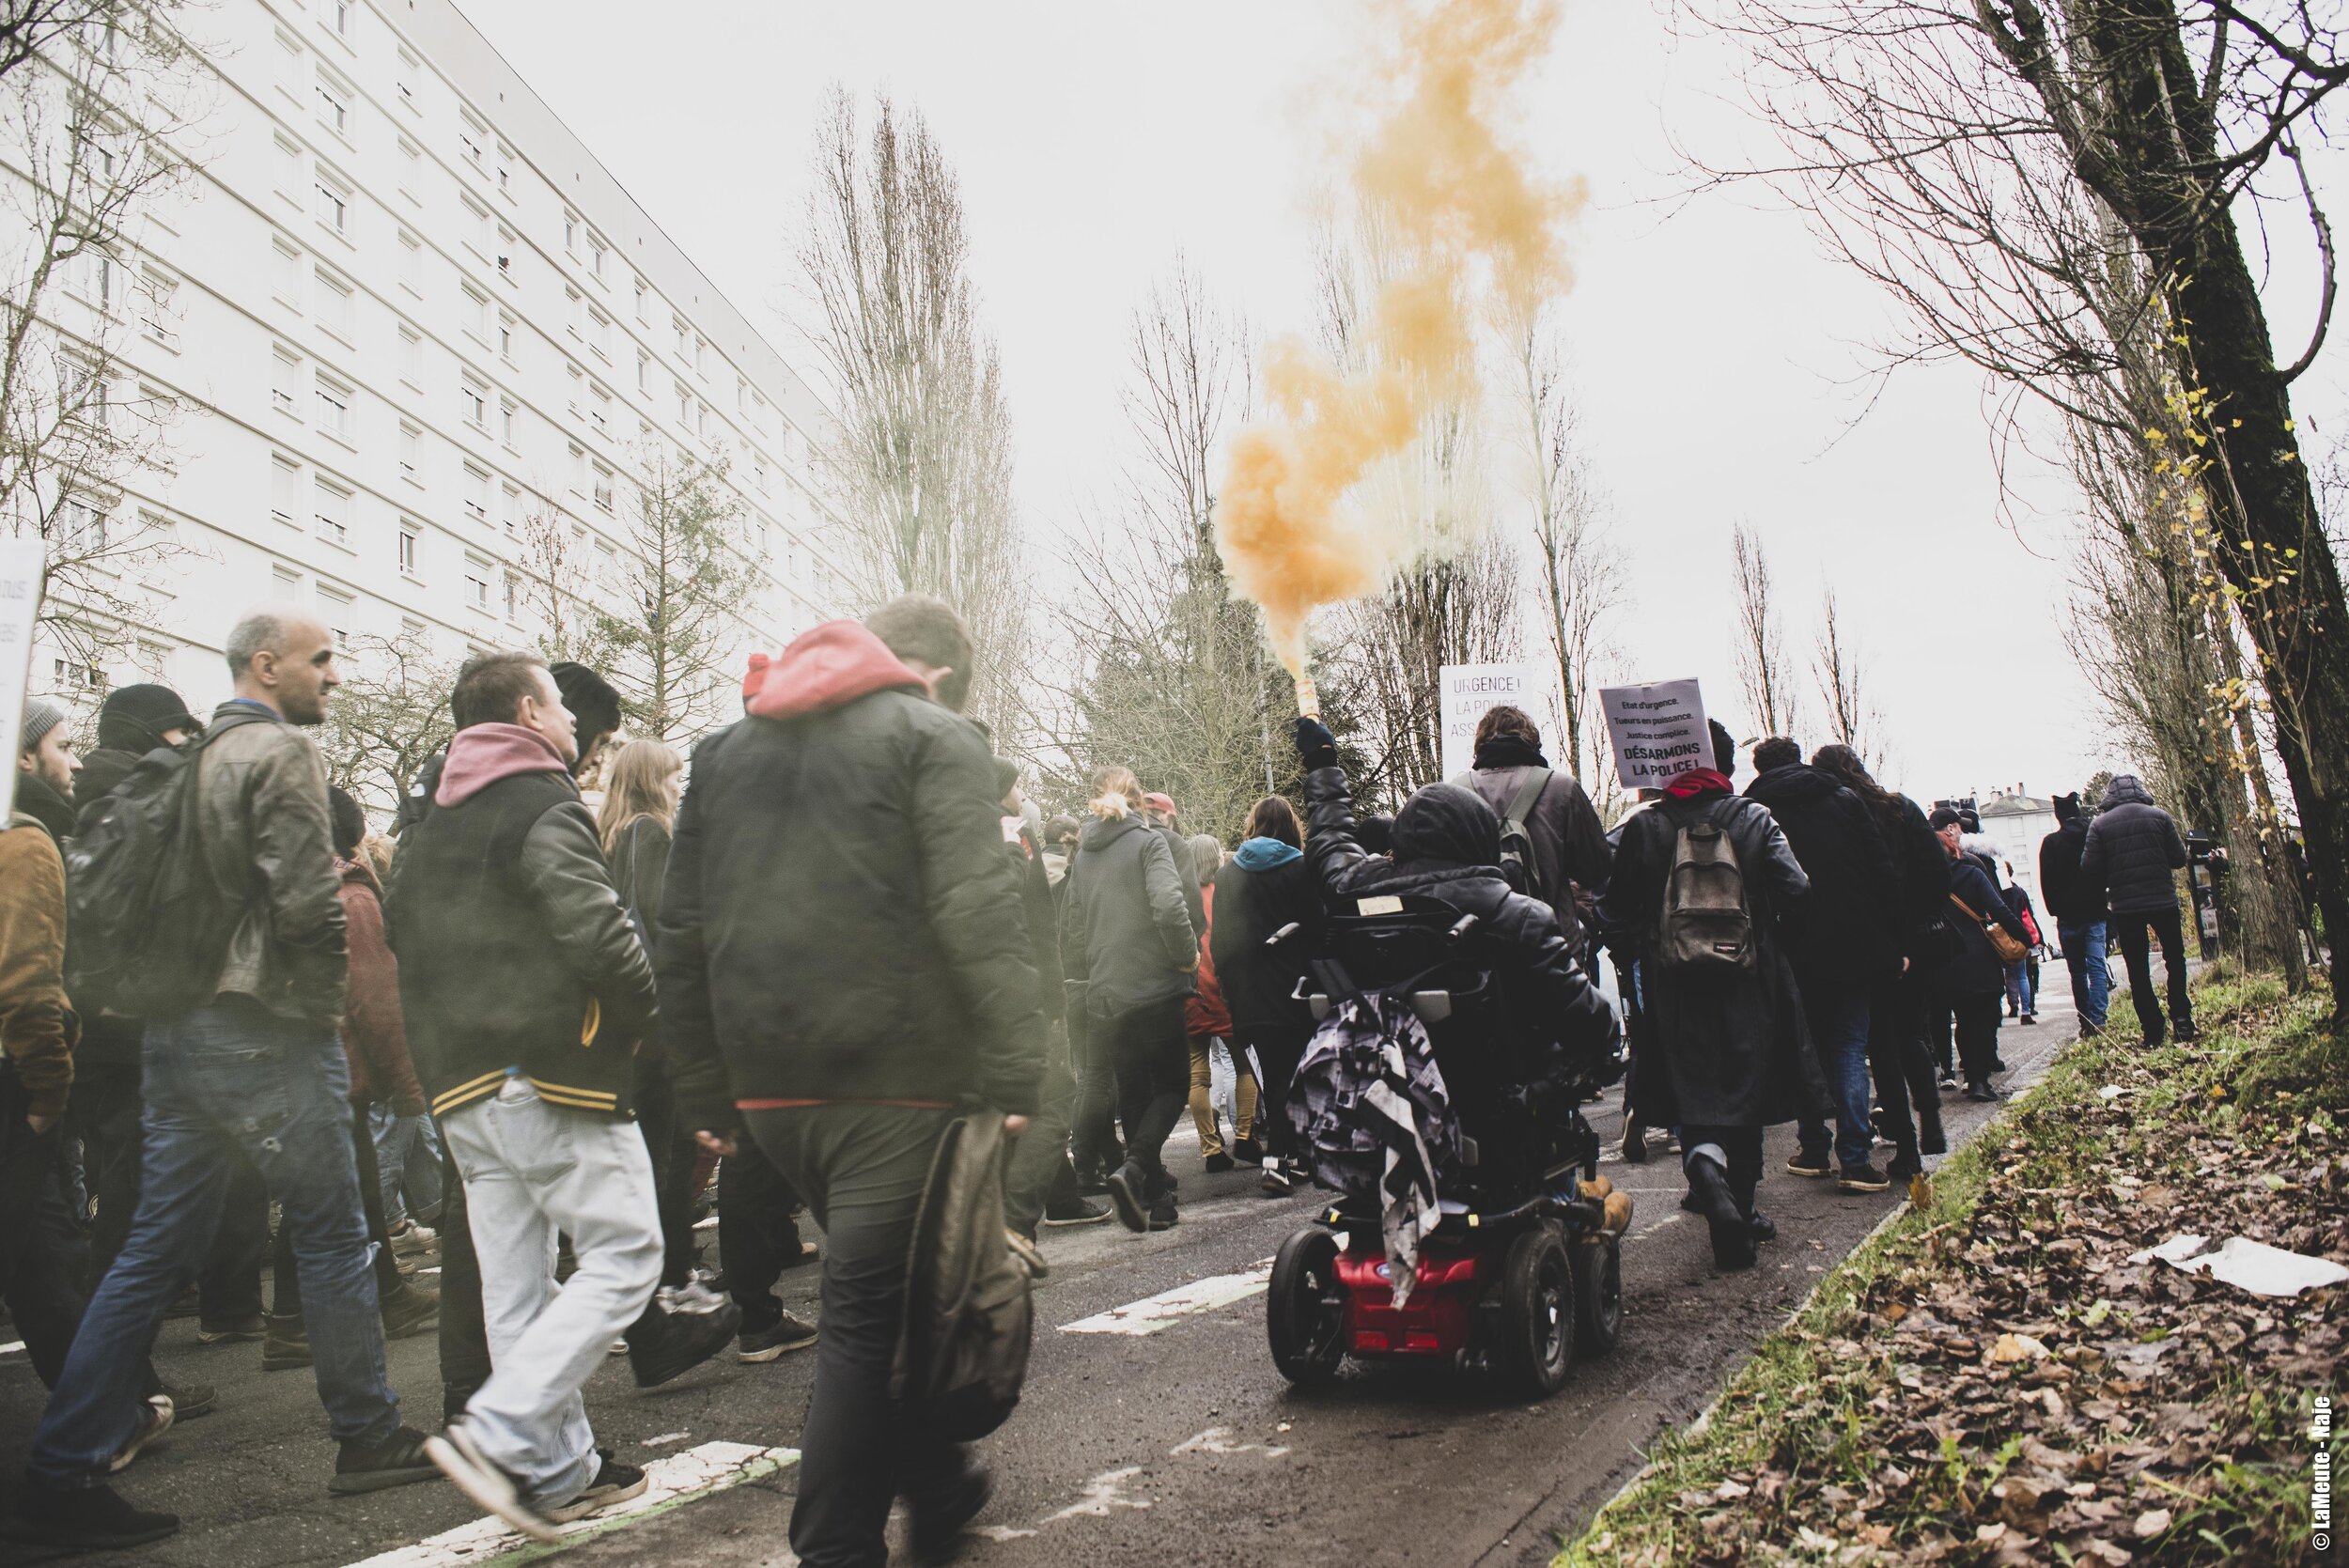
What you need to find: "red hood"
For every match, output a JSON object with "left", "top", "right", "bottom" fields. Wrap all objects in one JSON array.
[
  {"left": 1663, "top": 768, "right": 1734, "bottom": 800},
  {"left": 745, "top": 621, "right": 927, "bottom": 720},
  {"left": 436, "top": 722, "right": 571, "bottom": 807}
]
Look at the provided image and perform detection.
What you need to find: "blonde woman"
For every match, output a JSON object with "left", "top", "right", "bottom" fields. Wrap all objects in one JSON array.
[
  {"left": 597, "top": 739, "right": 684, "bottom": 926},
  {"left": 1057, "top": 766, "right": 1198, "bottom": 1231}
]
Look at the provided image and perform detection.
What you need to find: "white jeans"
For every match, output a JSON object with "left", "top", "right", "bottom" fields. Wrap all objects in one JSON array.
[{"left": 442, "top": 1079, "right": 661, "bottom": 1506}]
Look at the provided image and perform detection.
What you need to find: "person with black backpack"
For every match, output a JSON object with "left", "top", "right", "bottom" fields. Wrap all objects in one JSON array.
[
  {"left": 14, "top": 608, "right": 438, "bottom": 1553},
  {"left": 1450, "top": 704, "right": 1611, "bottom": 945},
  {"left": 1598, "top": 720, "right": 1827, "bottom": 1271}
]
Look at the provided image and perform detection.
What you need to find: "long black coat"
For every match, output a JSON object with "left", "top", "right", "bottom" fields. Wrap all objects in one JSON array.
[
  {"left": 1208, "top": 846, "right": 1322, "bottom": 1040},
  {"left": 1743, "top": 763, "right": 1901, "bottom": 993},
  {"left": 2037, "top": 793, "right": 2108, "bottom": 924},
  {"left": 1600, "top": 789, "right": 1828, "bottom": 1129},
  {"left": 1941, "top": 856, "right": 2029, "bottom": 997}
]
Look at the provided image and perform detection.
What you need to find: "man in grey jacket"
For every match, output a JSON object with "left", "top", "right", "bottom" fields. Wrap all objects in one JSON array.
[
  {"left": 13, "top": 608, "right": 434, "bottom": 1555},
  {"left": 1452, "top": 704, "right": 1612, "bottom": 944},
  {"left": 2079, "top": 774, "right": 2197, "bottom": 1046}
]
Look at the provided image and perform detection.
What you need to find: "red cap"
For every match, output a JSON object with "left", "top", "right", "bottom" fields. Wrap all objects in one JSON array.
[{"left": 1143, "top": 792, "right": 1176, "bottom": 816}]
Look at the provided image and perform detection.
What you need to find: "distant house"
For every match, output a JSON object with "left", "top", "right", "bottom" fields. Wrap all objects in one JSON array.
[{"left": 1977, "top": 793, "right": 2060, "bottom": 912}]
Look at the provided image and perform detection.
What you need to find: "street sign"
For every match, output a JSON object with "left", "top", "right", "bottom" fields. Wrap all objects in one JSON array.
[
  {"left": 1438, "top": 662, "right": 1536, "bottom": 782},
  {"left": 1597, "top": 677, "right": 1712, "bottom": 792},
  {"left": 0, "top": 538, "right": 44, "bottom": 822}
]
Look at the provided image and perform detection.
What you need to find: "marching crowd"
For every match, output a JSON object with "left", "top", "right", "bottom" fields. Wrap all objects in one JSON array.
[{"left": 0, "top": 596, "right": 2207, "bottom": 1566}]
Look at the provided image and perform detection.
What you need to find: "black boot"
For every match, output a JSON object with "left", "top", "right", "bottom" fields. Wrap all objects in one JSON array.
[
  {"left": 1916, "top": 1100, "right": 1947, "bottom": 1157},
  {"left": 1684, "top": 1149, "right": 1754, "bottom": 1270}
]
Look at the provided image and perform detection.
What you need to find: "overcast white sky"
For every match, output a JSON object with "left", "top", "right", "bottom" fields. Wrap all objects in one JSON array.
[{"left": 464, "top": 0, "right": 2346, "bottom": 806}]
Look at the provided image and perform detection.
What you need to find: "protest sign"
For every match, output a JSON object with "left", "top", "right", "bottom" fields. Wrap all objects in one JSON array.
[
  {"left": 0, "top": 538, "right": 45, "bottom": 820},
  {"left": 1438, "top": 662, "right": 1536, "bottom": 782},
  {"left": 1598, "top": 677, "right": 1711, "bottom": 791}
]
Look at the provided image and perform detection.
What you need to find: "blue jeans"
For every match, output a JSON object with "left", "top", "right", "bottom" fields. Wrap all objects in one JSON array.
[
  {"left": 368, "top": 1103, "right": 444, "bottom": 1227},
  {"left": 1797, "top": 987, "right": 1875, "bottom": 1172},
  {"left": 2058, "top": 918, "right": 2109, "bottom": 1030},
  {"left": 27, "top": 1000, "right": 401, "bottom": 1485},
  {"left": 2004, "top": 959, "right": 2035, "bottom": 1016}
]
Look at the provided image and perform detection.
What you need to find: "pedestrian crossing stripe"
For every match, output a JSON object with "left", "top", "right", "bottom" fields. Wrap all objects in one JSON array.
[
  {"left": 1058, "top": 1261, "right": 1274, "bottom": 1335},
  {"left": 340, "top": 1441, "right": 796, "bottom": 1568}
]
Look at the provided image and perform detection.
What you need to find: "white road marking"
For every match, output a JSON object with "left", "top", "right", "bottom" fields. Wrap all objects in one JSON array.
[
  {"left": 1058, "top": 1261, "right": 1273, "bottom": 1335},
  {"left": 1628, "top": 1211, "right": 1687, "bottom": 1241},
  {"left": 642, "top": 1430, "right": 692, "bottom": 1447},
  {"left": 1041, "top": 1466, "right": 1153, "bottom": 1524},
  {"left": 0, "top": 1341, "right": 23, "bottom": 1358},
  {"left": 1173, "top": 1425, "right": 1290, "bottom": 1459},
  {"left": 340, "top": 1440, "right": 796, "bottom": 1568}
]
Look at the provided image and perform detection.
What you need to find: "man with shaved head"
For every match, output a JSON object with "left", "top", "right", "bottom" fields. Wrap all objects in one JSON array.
[{"left": 11, "top": 608, "right": 437, "bottom": 1552}]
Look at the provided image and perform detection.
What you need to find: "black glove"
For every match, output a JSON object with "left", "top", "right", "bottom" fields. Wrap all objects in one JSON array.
[{"left": 1294, "top": 715, "right": 1338, "bottom": 771}]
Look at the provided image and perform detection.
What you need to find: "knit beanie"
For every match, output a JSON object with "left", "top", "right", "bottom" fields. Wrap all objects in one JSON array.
[
  {"left": 98, "top": 683, "right": 200, "bottom": 753},
  {"left": 20, "top": 699, "right": 66, "bottom": 754}
]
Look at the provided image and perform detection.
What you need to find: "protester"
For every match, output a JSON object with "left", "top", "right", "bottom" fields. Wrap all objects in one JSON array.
[
  {"left": 660, "top": 598, "right": 1044, "bottom": 1566},
  {"left": 1002, "top": 762, "right": 1105, "bottom": 1251},
  {"left": 1744, "top": 737, "right": 1901, "bottom": 1194},
  {"left": 14, "top": 608, "right": 435, "bottom": 1552},
  {"left": 1208, "top": 794, "right": 1323, "bottom": 1195},
  {"left": 1810, "top": 745, "right": 1949, "bottom": 1176},
  {"left": 1930, "top": 808, "right": 2030, "bottom": 1101},
  {"left": 2078, "top": 775, "right": 2198, "bottom": 1047},
  {"left": 1062, "top": 765, "right": 1198, "bottom": 1232},
  {"left": 266, "top": 787, "right": 440, "bottom": 1369},
  {"left": 1181, "top": 833, "right": 1255, "bottom": 1173},
  {"left": 1998, "top": 862, "right": 2041, "bottom": 1024},
  {"left": 1601, "top": 721, "right": 1825, "bottom": 1270},
  {"left": 1140, "top": 790, "right": 1208, "bottom": 939},
  {"left": 1450, "top": 704, "right": 1611, "bottom": 942},
  {"left": 2038, "top": 789, "right": 2111, "bottom": 1035},
  {"left": 388, "top": 650, "right": 666, "bottom": 1539},
  {"left": 15, "top": 699, "right": 79, "bottom": 841}
]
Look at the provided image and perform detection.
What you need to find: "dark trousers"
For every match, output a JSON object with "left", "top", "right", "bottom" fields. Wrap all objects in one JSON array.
[
  {"left": 1067, "top": 1009, "right": 1122, "bottom": 1176},
  {"left": 1865, "top": 974, "right": 1938, "bottom": 1166},
  {"left": 2112, "top": 906, "right": 2195, "bottom": 1041},
  {"left": 1236, "top": 1024, "right": 1313, "bottom": 1162},
  {"left": 744, "top": 1104, "right": 962, "bottom": 1568},
  {"left": 2, "top": 1073, "right": 93, "bottom": 1388},
  {"left": 274, "top": 1102, "right": 403, "bottom": 1314},
  {"left": 1104, "top": 997, "right": 1190, "bottom": 1188},
  {"left": 632, "top": 1058, "right": 703, "bottom": 1292},
  {"left": 1679, "top": 1124, "right": 1763, "bottom": 1215},
  {"left": 1004, "top": 1019, "right": 1078, "bottom": 1236},
  {"left": 1926, "top": 997, "right": 1956, "bottom": 1077},
  {"left": 718, "top": 1137, "right": 804, "bottom": 1333},
  {"left": 437, "top": 1134, "right": 491, "bottom": 1413},
  {"left": 1952, "top": 991, "right": 2004, "bottom": 1086}
]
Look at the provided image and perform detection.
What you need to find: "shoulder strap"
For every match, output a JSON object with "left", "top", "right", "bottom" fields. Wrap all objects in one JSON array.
[
  {"left": 1501, "top": 768, "right": 1551, "bottom": 829},
  {"left": 1948, "top": 891, "right": 1985, "bottom": 925}
]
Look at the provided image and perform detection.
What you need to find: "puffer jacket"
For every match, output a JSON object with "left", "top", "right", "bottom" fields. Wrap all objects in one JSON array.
[
  {"left": 1060, "top": 811, "right": 1196, "bottom": 1020},
  {"left": 2079, "top": 775, "right": 2187, "bottom": 914},
  {"left": 191, "top": 701, "right": 348, "bottom": 1027},
  {"left": 658, "top": 622, "right": 1045, "bottom": 1128},
  {"left": 1304, "top": 766, "right": 1618, "bottom": 1069}
]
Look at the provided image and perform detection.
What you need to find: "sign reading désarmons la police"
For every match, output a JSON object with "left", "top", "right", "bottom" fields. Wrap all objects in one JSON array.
[
  {"left": 0, "top": 539, "right": 44, "bottom": 820},
  {"left": 1598, "top": 678, "right": 1711, "bottom": 791}
]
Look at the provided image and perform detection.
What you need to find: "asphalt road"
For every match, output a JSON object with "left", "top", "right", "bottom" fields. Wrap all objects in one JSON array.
[{"left": 0, "top": 986, "right": 2080, "bottom": 1568}]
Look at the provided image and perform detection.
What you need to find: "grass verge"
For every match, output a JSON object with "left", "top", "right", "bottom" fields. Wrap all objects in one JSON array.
[{"left": 1559, "top": 970, "right": 2345, "bottom": 1567}]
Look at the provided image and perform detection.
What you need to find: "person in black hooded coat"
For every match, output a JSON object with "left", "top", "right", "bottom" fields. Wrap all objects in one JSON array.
[{"left": 2037, "top": 791, "right": 2111, "bottom": 1035}]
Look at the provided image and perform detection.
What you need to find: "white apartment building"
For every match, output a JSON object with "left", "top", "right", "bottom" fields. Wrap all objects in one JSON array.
[{"left": 27, "top": 0, "right": 851, "bottom": 720}]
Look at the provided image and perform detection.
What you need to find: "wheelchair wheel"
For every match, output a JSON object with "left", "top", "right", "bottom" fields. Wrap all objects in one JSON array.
[
  {"left": 1574, "top": 1234, "right": 1623, "bottom": 1359},
  {"left": 1268, "top": 1227, "right": 1347, "bottom": 1386},
  {"left": 1499, "top": 1225, "right": 1575, "bottom": 1397}
]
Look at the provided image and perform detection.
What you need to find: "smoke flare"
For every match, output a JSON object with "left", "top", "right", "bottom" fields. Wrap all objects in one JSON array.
[{"left": 1214, "top": 0, "right": 1579, "bottom": 673}]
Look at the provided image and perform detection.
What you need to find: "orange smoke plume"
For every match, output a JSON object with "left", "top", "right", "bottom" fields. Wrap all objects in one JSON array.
[{"left": 1214, "top": 0, "right": 1579, "bottom": 673}]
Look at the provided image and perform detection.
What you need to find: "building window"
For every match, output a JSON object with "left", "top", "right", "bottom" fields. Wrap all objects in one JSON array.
[
  {"left": 503, "top": 569, "right": 520, "bottom": 620},
  {"left": 590, "top": 382, "right": 611, "bottom": 436},
  {"left": 501, "top": 484, "right": 520, "bottom": 536},
  {"left": 592, "top": 461, "right": 614, "bottom": 515},
  {"left": 562, "top": 210, "right": 578, "bottom": 255},
  {"left": 396, "top": 50, "right": 419, "bottom": 112},
  {"left": 459, "top": 116, "right": 487, "bottom": 169},
  {"left": 314, "top": 268, "right": 353, "bottom": 339},
  {"left": 274, "top": 135, "right": 303, "bottom": 202},
  {"left": 672, "top": 316, "right": 688, "bottom": 359},
  {"left": 275, "top": 30, "right": 303, "bottom": 97},
  {"left": 495, "top": 144, "right": 513, "bottom": 197},
  {"left": 588, "top": 307, "right": 611, "bottom": 361},
  {"left": 313, "top": 174, "right": 349, "bottom": 236},
  {"left": 272, "top": 455, "right": 300, "bottom": 524},
  {"left": 568, "top": 443, "right": 587, "bottom": 493},
  {"left": 496, "top": 226, "right": 517, "bottom": 281},
  {"left": 463, "top": 197, "right": 491, "bottom": 257},
  {"left": 463, "top": 466, "right": 489, "bottom": 523},
  {"left": 59, "top": 495, "right": 106, "bottom": 555},
  {"left": 497, "top": 312, "right": 515, "bottom": 363},
  {"left": 397, "top": 525, "right": 417, "bottom": 575},
  {"left": 318, "top": 585, "right": 352, "bottom": 645},
  {"left": 397, "top": 325, "right": 420, "bottom": 386},
  {"left": 398, "top": 422, "right": 420, "bottom": 483},
  {"left": 459, "top": 376, "right": 486, "bottom": 428},
  {"left": 462, "top": 286, "right": 489, "bottom": 343},
  {"left": 273, "top": 564, "right": 302, "bottom": 596},
  {"left": 272, "top": 239, "right": 302, "bottom": 308},
  {"left": 397, "top": 231, "right": 421, "bottom": 293},
  {"left": 140, "top": 271, "right": 179, "bottom": 348},
  {"left": 313, "top": 372, "right": 352, "bottom": 441},
  {"left": 636, "top": 350, "right": 650, "bottom": 394},
  {"left": 566, "top": 363, "right": 583, "bottom": 417},
  {"left": 397, "top": 137, "right": 421, "bottom": 203},
  {"left": 312, "top": 477, "right": 349, "bottom": 546},
  {"left": 633, "top": 276, "right": 649, "bottom": 323},
  {"left": 565, "top": 287, "right": 583, "bottom": 339},
  {"left": 692, "top": 335, "right": 706, "bottom": 378},
  {"left": 464, "top": 557, "right": 490, "bottom": 610},
  {"left": 675, "top": 382, "right": 691, "bottom": 427},
  {"left": 588, "top": 234, "right": 607, "bottom": 280},
  {"left": 272, "top": 347, "right": 302, "bottom": 416},
  {"left": 499, "top": 396, "right": 517, "bottom": 446},
  {"left": 314, "top": 73, "right": 350, "bottom": 137},
  {"left": 328, "top": 0, "right": 352, "bottom": 39}
]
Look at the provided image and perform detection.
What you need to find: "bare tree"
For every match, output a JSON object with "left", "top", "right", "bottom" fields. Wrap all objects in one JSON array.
[
  {"left": 317, "top": 631, "right": 460, "bottom": 820},
  {"left": 797, "top": 87, "right": 1026, "bottom": 742},
  {"left": 592, "top": 445, "right": 761, "bottom": 742},
  {"left": 1811, "top": 586, "right": 1881, "bottom": 767},
  {"left": 1684, "top": 0, "right": 2349, "bottom": 993},
  {"left": 1, "top": 4, "right": 194, "bottom": 672},
  {"left": 1731, "top": 522, "right": 1798, "bottom": 739},
  {"left": 511, "top": 494, "right": 609, "bottom": 668},
  {"left": 1515, "top": 318, "right": 1626, "bottom": 810}
]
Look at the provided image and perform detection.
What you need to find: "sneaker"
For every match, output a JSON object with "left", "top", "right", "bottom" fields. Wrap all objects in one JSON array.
[
  {"left": 1260, "top": 1159, "right": 1296, "bottom": 1198},
  {"left": 737, "top": 1311, "right": 819, "bottom": 1362},
  {"left": 1620, "top": 1121, "right": 1650, "bottom": 1163},
  {"left": 909, "top": 1461, "right": 992, "bottom": 1565},
  {"left": 262, "top": 1313, "right": 313, "bottom": 1371},
  {"left": 1041, "top": 1197, "right": 1112, "bottom": 1227},
  {"left": 1232, "top": 1139, "right": 1264, "bottom": 1164},
  {"left": 1072, "top": 1165, "right": 1112, "bottom": 1198},
  {"left": 195, "top": 1312, "right": 266, "bottom": 1344},
  {"left": 628, "top": 1297, "right": 742, "bottom": 1389},
  {"left": 1103, "top": 1160, "right": 1151, "bottom": 1232},
  {"left": 426, "top": 1422, "right": 556, "bottom": 1543},
  {"left": 1203, "top": 1152, "right": 1235, "bottom": 1173},
  {"left": 1837, "top": 1162, "right": 1891, "bottom": 1194},
  {"left": 330, "top": 1423, "right": 442, "bottom": 1495},
  {"left": 107, "top": 1395, "right": 173, "bottom": 1473},
  {"left": 381, "top": 1281, "right": 440, "bottom": 1341},
  {"left": 156, "top": 1377, "right": 215, "bottom": 1421},
  {"left": 1005, "top": 1228, "right": 1049, "bottom": 1280},
  {"left": 2020, "top": 1013, "right": 2037, "bottom": 1025},
  {"left": 543, "top": 1452, "right": 648, "bottom": 1525},
  {"left": 388, "top": 1219, "right": 438, "bottom": 1256},
  {"left": 3, "top": 1481, "right": 179, "bottom": 1549},
  {"left": 1145, "top": 1197, "right": 1180, "bottom": 1231},
  {"left": 1784, "top": 1152, "right": 1831, "bottom": 1179},
  {"left": 657, "top": 1279, "right": 729, "bottom": 1316},
  {"left": 1937, "top": 1069, "right": 1961, "bottom": 1092}
]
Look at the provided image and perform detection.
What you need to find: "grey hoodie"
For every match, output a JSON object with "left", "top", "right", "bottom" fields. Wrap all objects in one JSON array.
[{"left": 1058, "top": 811, "right": 1196, "bottom": 1019}]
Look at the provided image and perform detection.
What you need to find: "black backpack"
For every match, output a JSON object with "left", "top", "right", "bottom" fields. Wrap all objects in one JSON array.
[{"left": 65, "top": 709, "right": 268, "bottom": 1017}]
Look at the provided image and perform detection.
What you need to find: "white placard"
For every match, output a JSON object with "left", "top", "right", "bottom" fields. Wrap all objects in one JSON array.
[
  {"left": 0, "top": 539, "right": 45, "bottom": 821},
  {"left": 1598, "top": 677, "right": 1712, "bottom": 792},
  {"left": 1438, "top": 662, "right": 1537, "bottom": 782}
]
